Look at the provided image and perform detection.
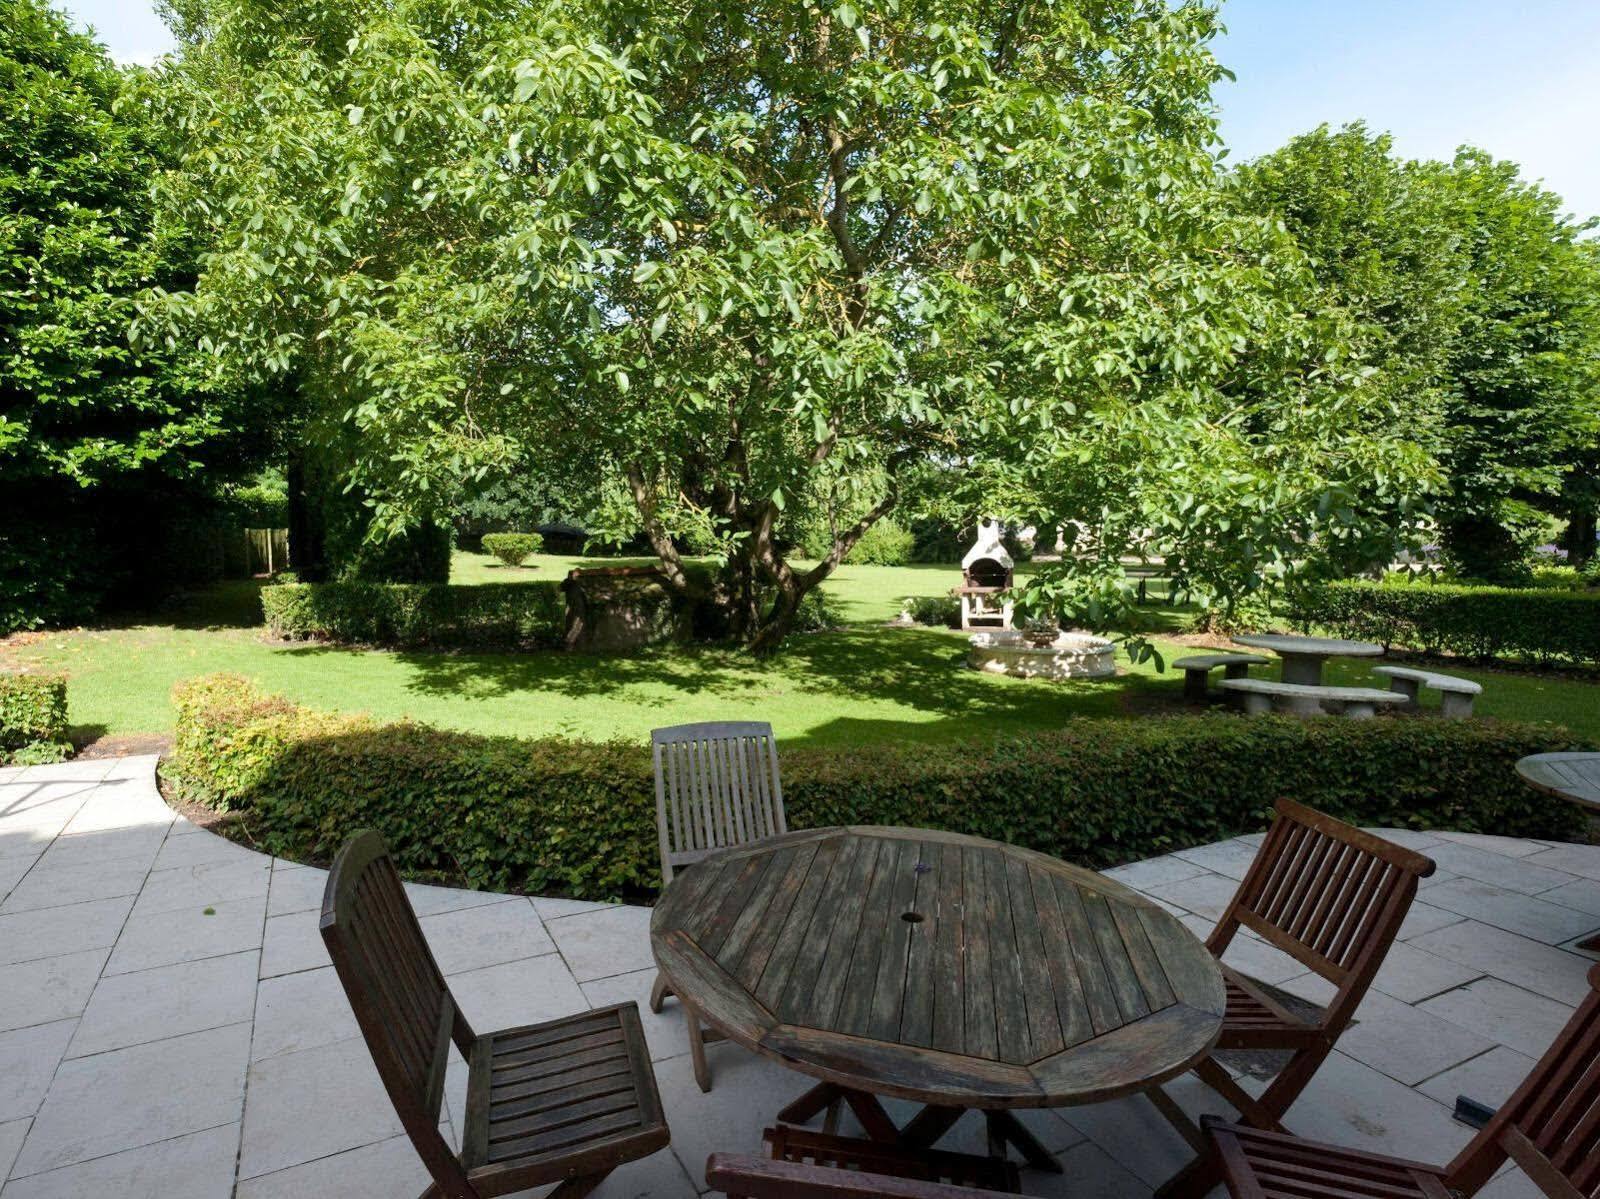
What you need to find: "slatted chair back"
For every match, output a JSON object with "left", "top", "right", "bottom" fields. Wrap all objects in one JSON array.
[
  {"left": 321, "top": 830, "right": 475, "bottom": 1195},
  {"left": 1446, "top": 963, "right": 1600, "bottom": 1199},
  {"left": 652, "top": 722, "right": 787, "bottom": 883},
  {"left": 1212, "top": 798, "right": 1435, "bottom": 1032},
  {"left": 707, "top": 1153, "right": 1020, "bottom": 1199}
]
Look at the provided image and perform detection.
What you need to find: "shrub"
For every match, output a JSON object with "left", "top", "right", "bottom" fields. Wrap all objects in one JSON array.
[
  {"left": 481, "top": 532, "right": 544, "bottom": 568},
  {"left": 165, "top": 673, "right": 1589, "bottom": 900},
  {"left": 0, "top": 673, "right": 71, "bottom": 764},
  {"left": 261, "top": 582, "right": 566, "bottom": 650},
  {"left": 1292, "top": 579, "right": 1600, "bottom": 665},
  {"left": 846, "top": 519, "right": 914, "bottom": 566},
  {"left": 904, "top": 594, "right": 960, "bottom": 627}
]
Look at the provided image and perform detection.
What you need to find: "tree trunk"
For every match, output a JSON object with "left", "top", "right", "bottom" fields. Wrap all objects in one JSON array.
[{"left": 1566, "top": 509, "right": 1596, "bottom": 567}]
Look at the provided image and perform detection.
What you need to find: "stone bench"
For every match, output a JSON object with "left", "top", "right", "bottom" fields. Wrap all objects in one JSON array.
[
  {"left": 1172, "top": 653, "right": 1272, "bottom": 703},
  {"left": 1218, "top": 678, "right": 1410, "bottom": 720},
  {"left": 1371, "top": 665, "right": 1482, "bottom": 717}
]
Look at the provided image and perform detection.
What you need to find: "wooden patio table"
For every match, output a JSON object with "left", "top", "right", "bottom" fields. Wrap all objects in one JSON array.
[
  {"left": 1516, "top": 752, "right": 1600, "bottom": 951},
  {"left": 649, "top": 825, "right": 1226, "bottom": 1171}
]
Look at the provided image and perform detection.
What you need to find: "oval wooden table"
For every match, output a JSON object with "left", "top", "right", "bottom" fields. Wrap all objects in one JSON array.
[
  {"left": 1517, "top": 753, "right": 1600, "bottom": 951},
  {"left": 1230, "top": 633, "right": 1384, "bottom": 687},
  {"left": 650, "top": 826, "right": 1226, "bottom": 1171}
]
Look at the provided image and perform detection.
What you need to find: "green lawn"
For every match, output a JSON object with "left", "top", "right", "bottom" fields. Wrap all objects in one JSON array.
[{"left": 4, "top": 550, "right": 1597, "bottom": 748}]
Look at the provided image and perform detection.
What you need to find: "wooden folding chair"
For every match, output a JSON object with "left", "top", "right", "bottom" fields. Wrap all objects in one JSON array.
[
  {"left": 321, "top": 830, "right": 669, "bottom": 1199},
  {"left": 1154, "top": 799, "right": 1435, "bottom": 1197},
  {"left": 1204, "top": 962, "right": 1600, "bottom": 1199},
  {"left": 707, "top": 1125, "right": 1022, "bottom": 1199},
  {"left": 648, "top": 721, "right": 787, "bottom": 1092}
]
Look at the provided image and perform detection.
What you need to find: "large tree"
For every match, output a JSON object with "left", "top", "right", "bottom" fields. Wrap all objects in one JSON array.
[{"left": 149, "top": 0, "right": 1431, "bottom": 645}]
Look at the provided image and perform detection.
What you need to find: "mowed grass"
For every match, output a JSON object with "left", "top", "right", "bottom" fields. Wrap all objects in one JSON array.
[{"left": 4, "top": 550, "right": 1598, "bottom": 748}]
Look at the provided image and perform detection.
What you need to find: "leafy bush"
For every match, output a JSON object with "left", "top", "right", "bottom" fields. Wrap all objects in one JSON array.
[
  {"left": 1293, "top": 579, "right": 1600, "bottom": 665},
  {"left": 482, "top": 532, "right": 544, "bottom": 568},
  {"left": 846, "top": 519, "right": 915, "bottom": 565},
  {"left": 261, "top": 582, "right": 566, "bottom": 649},
  {"left": 166, "top": 673, "right": 1588, "bottom": 900},
  {"left": 0, "top": 673, "right": 71, "bottom": 764},
  {"left": 904, "top": 594, "right": 960, "bottom": 627}
]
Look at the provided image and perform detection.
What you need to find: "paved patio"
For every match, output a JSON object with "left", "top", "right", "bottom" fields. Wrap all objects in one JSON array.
[{"left": 1, "top": 756, "right": 1596, "bottom": 1198}]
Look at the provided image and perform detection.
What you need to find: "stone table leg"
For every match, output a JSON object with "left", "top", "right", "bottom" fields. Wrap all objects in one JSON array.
[{"left": 1278, "top": 654, "right": 1323, "bottom": 687}]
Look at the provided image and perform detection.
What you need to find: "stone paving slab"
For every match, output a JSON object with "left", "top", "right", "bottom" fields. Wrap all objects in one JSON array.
[{"left": 0, "top": 755, "right": 1595, "bottom": 1198}]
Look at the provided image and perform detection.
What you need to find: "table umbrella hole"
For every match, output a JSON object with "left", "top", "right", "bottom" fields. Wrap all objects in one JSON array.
[{"left": 900, "top": 912, "right": 925, "bottom": 924}]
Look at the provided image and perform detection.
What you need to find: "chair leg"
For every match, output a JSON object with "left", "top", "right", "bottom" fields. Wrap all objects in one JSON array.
[
  {"left": 685, "top": 999, "right": 712, "bottom": 1093},
  {"left": 649, "top": 971, "right": 671, "bottom": 1014}
]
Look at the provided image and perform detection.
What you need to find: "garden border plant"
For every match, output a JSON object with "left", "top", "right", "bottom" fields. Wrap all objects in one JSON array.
[
  {"left": 165, "top": 673, "right": 1589, "bottom": 901},
  {"left": 0, "top": 673, "right": 72, "bottom": 764},
  {"left": 261, "top": 581, "right": 566, "bottom": 650}
]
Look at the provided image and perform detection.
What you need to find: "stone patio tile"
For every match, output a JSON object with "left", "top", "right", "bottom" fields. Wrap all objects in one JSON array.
[
  {"left": 1009, "top": 1139, "right": 1154, "bottom": 1199},
  {"left": 250, "top": 965, "right": 358, "bottom": 1063},
  {"left": 1478, "top": 1168, "right": 1544, "bottom": 1199},
  {"left": 0, "top": 1123, "right": 240, "bottom": 1199},
  {"left": 1103, "top": 855, "right": 1208, "bottom": 892},
  {"left": 445, "top": 953, "right": 588, "bottom": 1033},
  {"left": 1522, "top": 842, "right": 1600, "bottom": 881},
  {"left": 8, "top": 761, "right": 113, "bottom": 784},
  {"left": 104, "top": 893, "right": 266, "bottom": 976},
  {"left": 0, "top": 799, "right": 81, "bottom": 861},
  {"left": 1417, "top": 978, "right": 1575, "bottom": 1059},
  {"left": 533, "top": 894, "right": 616, "bottom": 920},
  {"left": 265, "top": 863, "right": 327, "bottom": 917},
  {"left": 1172, "top": 914, "right": 1302, "bottom": 986},
  {"left": 1423, "top": 843, "right": 1578, "bottom": 895},
  {"left": 1363, "top": 828, "right": 1446, "bottom": 853},
  {"left": 0, "top": 855, "right": 150, "bottom": 915},
  {"left": 238, "top": 1036, "right": 404, "bottom": 1180},
  {"left": 11, "top": 1022, "right": 249, "bottom": 1178},
  {"left": 0, "top": 1021, "right": 75, "bottom": 1123},
  {"left": 0, "top": 894, "right": 133, "bottom": 967},
  {"left": 1397, "top": 900, "right": 1467, "bottom": 942},
  {"left": 1283, "top": 988, "right": 1494, "bottom": 1086},
  {"left": 581, "top": 968, "right": 692, "bottom": 1063},
  {"left": 0, "top": 948, "right": 107, "bottom": 1033},
  {"left": 1276, "top": 1051, "right": 1472, "bottom": 1164},
  {"left": 1366, "top": 940, "right": 1484, "bottom": 1004},
  {"left": 57, "top": 785, "right": 174, "bottom": 834},
  {"left": 547, "top": 903, "right": 657, "bottom": 982},
  {"left": 234, "top": 1132, "right": 430, "bottom": 1199},
  {"left": 67, "top": 951, "right": 258, "bottom": 1058},
  {"left": 0, "top": 1118, "right": 27, "bottom": 1184},
  {"left": 37, "top": 828, "right": 165, "bottom": 872},
  {"left": 132, "top": 857, "right": 271, "bottom": 917},
  {"left": 1172, "top": 837, "right": 1260, "bottom": 881},
  {"left": 419, "top": 897, "right": 555, "bottom": 975},
  {"left": 1407, "top": 920, "right": 1596, "bottom": 1006},
  {"left": 1421, "top": 877, "right": 1600, "bottom": 945},
  {"left": 0, "top": 856, "right": 33, "bottom": 904},
  {"left": 1431, "top": 831, "right": 1550, "bottom": 859},
  {"left": 1141, "top": 872, "right": 1239, "bottom": 923},
  {"left": 150, "top": 830, "right": 264, "bottom": 872},
  {"left": 401, "top": 881, "right": 510, "bottom": 917},
  {"left": 259, "top": 909, "right": 331, "bottom": 978},
  {"left": 1539, "top": 877, "right": 1600, "bottom": 916},
  {"left": 1055, "top": 1070, "right": 1231, "bottom": 1188},
  {"left": 1417, "top": 1045, "right": 1536, "bottom": 1110}
]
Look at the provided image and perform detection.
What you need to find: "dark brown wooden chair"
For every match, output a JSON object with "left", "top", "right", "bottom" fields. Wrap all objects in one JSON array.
[
  {"left": 706, "top": 1125, "right": 1022, "bottom": 1199},
  {"left": 1203, "top": 961, "right": 1600, "bottom": 1199},
  {"left": 649, "top": 721, "right": 788, "bottom": 1091},
  {"left": 1154, "top": 800, "right": 1435, "bottom": 1197},
  {"left": 320, "top": 830, "right": 669, "bottom": 1199}
]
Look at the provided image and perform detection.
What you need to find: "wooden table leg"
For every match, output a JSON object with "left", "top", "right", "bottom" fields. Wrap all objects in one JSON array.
[
  {"left": 899, "top": 1105, "right": 965, "bottom": 1148},
  {"left": 984, "top": 1110, "right": 1064, "bottom": 1174},
  {"left": 777, "top": 1082, "right": 843, "bottom": 1124},
  {"left": 1577, "top": 931, "right": 1600, "bottom": 953},
  {"left": 842, "top": 1090, "right": 903, "bottom": 1144}
]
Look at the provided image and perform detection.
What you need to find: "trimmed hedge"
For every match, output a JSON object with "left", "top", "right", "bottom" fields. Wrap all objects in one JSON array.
[
  {"left": 482, "top": 532, "right": 544, "bottom": 568},
  {"left": 165, "top": 673, "right": 1590, "bottom": 901},
  {"left": 1293, "top": 580, "right": 1600, "bottom": 665},
  {"left": 261, "top": 582, "right": 566, "bottom": 650},
  {"left": 1, "top": 673, "right": 71, "bottom": 764}
]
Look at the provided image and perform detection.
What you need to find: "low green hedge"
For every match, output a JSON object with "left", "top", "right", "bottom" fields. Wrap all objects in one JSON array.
[
  {"left": 1293, "top": 580, "right": 1600, "bottom": 665},
  {"left": 261, "top": 582, "right": 566, "bottom": 650},
  {"left": 481, "top": 532, "right": 544, "bottom": 568},
  {"left": 1, "top": 673, "right": 71, "bottom": 764},
  {"left": 164, "top": 673, "right": 1589, "bottom": 900}
]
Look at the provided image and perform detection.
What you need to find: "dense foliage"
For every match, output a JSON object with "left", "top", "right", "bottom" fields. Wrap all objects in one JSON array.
[
  {"left": 261, "top": 581, "right": 567, "bottom": 649},
  {"left": 481, "top": 532, "right": 544, "bottom": 568},
  {"left": 1292, "top": 579, "right": 1600, "bottom": 666},
  {"left": 0, "top": 673, "right": 71, "bottom": 764},
  {"left": 167, "top": 672, "right": 1587, "bottom": 898},
  {"left": 0, "top": 0, "right": 277, "bottom": 632}
]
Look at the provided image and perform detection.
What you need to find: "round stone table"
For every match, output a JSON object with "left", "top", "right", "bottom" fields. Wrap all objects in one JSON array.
[{"left": 1231, "top": 633, "right": 1384, "bottom": 686}]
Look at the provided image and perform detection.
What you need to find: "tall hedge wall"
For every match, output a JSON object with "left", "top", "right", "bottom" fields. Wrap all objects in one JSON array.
[
  {"left": 165, "top": 674, "right": 1590, "bottom": 900},
  {"left": 1292, "top": 580, "right": 1600, "bottom": 665},
  {"left": 261, "top": 582, "right": 566, "bottom": 650}
]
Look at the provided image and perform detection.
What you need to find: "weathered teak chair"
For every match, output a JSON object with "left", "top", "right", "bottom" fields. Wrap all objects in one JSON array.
[
  {"left": 1203, "top": 961, "right": 1600, "bottom": 1199},
  {"left": 707, "top": 1125, "right": 1022, "bottom": 1199},
  {"left": 649, "top": 721, "right": 787, "bottom": 1092},
  {"left": 1155, "top": 799, "right": 1435, "bottom": 1197},
  {"left": 321, "top": 830, "right": 669, "bottom": 1199}
]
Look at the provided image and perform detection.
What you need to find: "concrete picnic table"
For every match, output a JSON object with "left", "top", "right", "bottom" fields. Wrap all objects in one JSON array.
[{"left": 1230, "top": 632, "right": 1384, "bottom": 687}]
